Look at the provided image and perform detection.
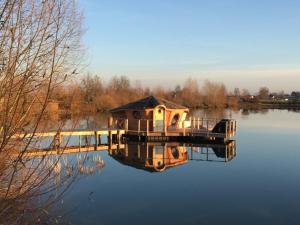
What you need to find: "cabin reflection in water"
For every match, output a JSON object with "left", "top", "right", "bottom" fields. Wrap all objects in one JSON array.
[{"left": 108, "top": 141, "right": 236, "bottom": 172}]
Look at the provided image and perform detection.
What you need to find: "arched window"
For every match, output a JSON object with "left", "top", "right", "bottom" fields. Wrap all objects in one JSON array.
[
  {"left": 171, "top": 114, "right": 180, "bottom": 126},
  {"left": 171, "top": 147, "right": 179, "bottom": 159}
]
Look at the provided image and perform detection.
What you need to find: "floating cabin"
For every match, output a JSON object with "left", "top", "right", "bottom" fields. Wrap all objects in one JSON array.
[
  {"left": 110, "top": 95, "right": 189, "bottom": 132},
  {"left": 110, "top": 96, "right": 237, "bottom": 143}
]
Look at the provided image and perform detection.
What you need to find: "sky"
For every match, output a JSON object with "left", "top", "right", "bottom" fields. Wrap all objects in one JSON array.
[{"left": 79, "top": 0, "right": 300, "bottom": 92}]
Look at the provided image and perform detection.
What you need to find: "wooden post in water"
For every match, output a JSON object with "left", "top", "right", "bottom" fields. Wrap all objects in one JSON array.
[
  {"left": 98, "top": 134, "right": 101, "bottom": 145},
  {"left": 55, "top": 132, "right": 61, "bottom": 149},
  {"left": 79, "top": 135, "right": 81, "bottom": 151},
  {"left": 94, "top": 131, "right": 98, "bottom": 150},
  {"left": 108, "top": 131, "right": 112, "bottom": 148}
]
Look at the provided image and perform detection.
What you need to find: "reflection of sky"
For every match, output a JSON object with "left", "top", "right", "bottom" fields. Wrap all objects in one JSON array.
[
  {"left": 52, "top": 109, "right": 300, "bottom": 225},
  {"left": 236, "top": 110, "right": 300, "bottom": 130}
]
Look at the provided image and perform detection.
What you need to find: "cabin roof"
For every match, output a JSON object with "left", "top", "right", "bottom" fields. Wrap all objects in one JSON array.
[{"left": 110, "top": 95, "right": 188, "bottom": 112}]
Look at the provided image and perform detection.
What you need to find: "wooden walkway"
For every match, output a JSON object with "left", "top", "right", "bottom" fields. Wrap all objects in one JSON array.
[{"left": 12, "top": 128, "right": 126, "bottom": 148}]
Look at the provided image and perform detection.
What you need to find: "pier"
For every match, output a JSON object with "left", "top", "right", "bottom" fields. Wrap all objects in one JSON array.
[{"left": 109, "top": 117, "right": 236, "bottom": 143}]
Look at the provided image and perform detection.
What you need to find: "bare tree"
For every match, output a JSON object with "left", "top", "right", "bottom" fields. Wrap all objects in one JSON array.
[
  {"left": 203, "top": 80, "right": 227, "bottom": 108},
  {"left": 0, "top": 0, "right": 83, "bottom": 223},
  {"left": 258, "top": 86, "right": 269, "bottom": 100}
]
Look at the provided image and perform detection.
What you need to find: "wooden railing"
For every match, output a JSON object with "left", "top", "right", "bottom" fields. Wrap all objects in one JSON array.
[{"left": 108, "top": 117, "right": 237, "bottom": 138}]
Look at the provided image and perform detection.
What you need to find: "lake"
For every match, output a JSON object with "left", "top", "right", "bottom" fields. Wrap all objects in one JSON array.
[{"left": 51, "top": 109, "right": 300, "bottom": 225}]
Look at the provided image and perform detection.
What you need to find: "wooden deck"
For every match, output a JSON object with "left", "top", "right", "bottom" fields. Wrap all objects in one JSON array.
[{"left": 111, "top": 117, "right": 236, "bottom": 143}]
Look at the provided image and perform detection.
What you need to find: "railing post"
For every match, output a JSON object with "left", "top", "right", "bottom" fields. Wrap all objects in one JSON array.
[
  {"left": 108, "top": 116, "right": 113, "bottom": 128},
  {"left": 206, "top": 120, "right": 209, "bottom": 136},
  {"left": 125, "top": 119, "right": 129, "bottom": 132},
  {"left": 117, "top": 129, "right": 121, "bottom": 145},
  {"left": 183, "top": 121, "right": 186, "bottom": 136},
  {"left": 138, "top": 119, "right": 140, "bottom": 135},
  {"left": 225, "top": 121, "right": 228, "bottom": 139},
  {"left": 197, "top": 117, "right": 200, "bottom": 129},
  {"left": 146, "top": 120, "right": 149, "bottom": 136}
]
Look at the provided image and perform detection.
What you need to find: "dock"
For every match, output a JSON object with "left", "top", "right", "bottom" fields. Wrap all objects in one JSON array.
[
  {"left": 109, "top": 117, "right": 236, "bottom": 143},
  {"left": 12, "top": 128, "right": 125, "bottom": 150}
]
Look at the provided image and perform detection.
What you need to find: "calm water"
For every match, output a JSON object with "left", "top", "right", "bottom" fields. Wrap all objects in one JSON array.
[{"left": 53, "top": 109, "right": 300, "bottom": 225}]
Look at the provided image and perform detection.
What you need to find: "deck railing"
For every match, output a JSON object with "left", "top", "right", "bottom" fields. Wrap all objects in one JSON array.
[{"left": 108, "top": 117, "right": 236, "bottom": 138}]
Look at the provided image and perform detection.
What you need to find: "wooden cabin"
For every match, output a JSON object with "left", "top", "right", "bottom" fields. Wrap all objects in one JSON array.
[{"left": 110, "top": 96, "right": 189, "bottom": 132}]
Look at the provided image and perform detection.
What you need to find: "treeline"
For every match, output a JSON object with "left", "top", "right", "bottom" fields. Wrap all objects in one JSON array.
[
  {"left": 51, "top": 74, "right": 297, "bottom": 116},
  {"left": 51, "top": 75, "right": 237, "bottom": 115}
]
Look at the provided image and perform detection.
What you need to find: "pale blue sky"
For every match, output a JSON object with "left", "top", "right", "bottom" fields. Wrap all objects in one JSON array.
[{"left": 79, "top": 0, "right": 300, "bottom": 92}]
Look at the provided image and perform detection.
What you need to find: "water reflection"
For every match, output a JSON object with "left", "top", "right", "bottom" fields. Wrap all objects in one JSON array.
[{"left": 109, "top": 141, "right": 237, "bottom": 172}]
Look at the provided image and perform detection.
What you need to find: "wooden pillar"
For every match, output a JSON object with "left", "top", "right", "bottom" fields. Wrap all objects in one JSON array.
[
  {"left": 197, "top": 117, "right": 200, "bottom": 129},
  {"left": 94, "top": 131, "right": 98, "bottom": 150},
  {"left": 117, "top": 129, "right": 121, "bottom": 145},
  {"left": 137, "top": 119, "right": 140, "bottom": 135},
  {"left": 193, "top": 117, "right": 196, "bottom": 129},
  {"left": 98, "top": 134, "right": 101, "bottom": 145},
  {"left": 108, "top": 116, "right": 113, "bottom": 128},
  {"left": 125, "top": 119, "right": 129, "bottom": 132},
  {"left": 79, "top": 135, "right": 81, "bottom": 151},
  {"left": 225, "top": 122, "right": 228, "bottom": 139},
  {"left": 55, "top": 132, "right": 61, "bottom": 149},
  {"left": 125, "top": 143, "right": 128, "bottom": 157},
  {"left": 146, "top": 120, "right": 149, "bottom": 136},
  {"left": 108, "top": 131, "right": 112, "bottom": 148},
  {"left": 138, "top": 144, "right": 140, "bottom": 159}
]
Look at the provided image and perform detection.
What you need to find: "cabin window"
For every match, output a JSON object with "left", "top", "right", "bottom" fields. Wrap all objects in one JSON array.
[
  {"left": 171, "top": 147, "right": 179, "bottom": 159},
  {"left": 132, "top": 110, "right": 142, "bottom": 119},
  {"left": 171, "top": 114, "right": 180, "bottom": 126}
]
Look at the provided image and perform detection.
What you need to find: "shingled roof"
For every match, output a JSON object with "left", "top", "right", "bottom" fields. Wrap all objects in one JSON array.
[{"left": 110, "top": 96, "right": 188, "bottom": 112}]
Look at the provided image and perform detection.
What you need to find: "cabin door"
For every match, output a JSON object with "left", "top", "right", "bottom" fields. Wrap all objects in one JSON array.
[{"left": 154, "top": 106, "right": 165, "bottom": 132}]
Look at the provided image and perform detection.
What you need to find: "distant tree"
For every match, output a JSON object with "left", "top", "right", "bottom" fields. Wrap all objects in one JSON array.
[
  {"left": 203, "top": 80, "right": 227, "bottom": 108},
  {"left": 109, "top": 75, "right": 131, "bottom": 92},
  {"left": 179, "top": 78, "right": 202, "bottom": 107},
  {"left": 234, "top": 88, "right": 240, "bottom": 97},
  {"left": 241, "top": 89, "right": 250, "bottom": 97},
  {"left": 258, "top": 87, "right": 269, "bottom": 100},
  {"left": 81, "top": 74, "right": 104, "bottom": 103}
]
